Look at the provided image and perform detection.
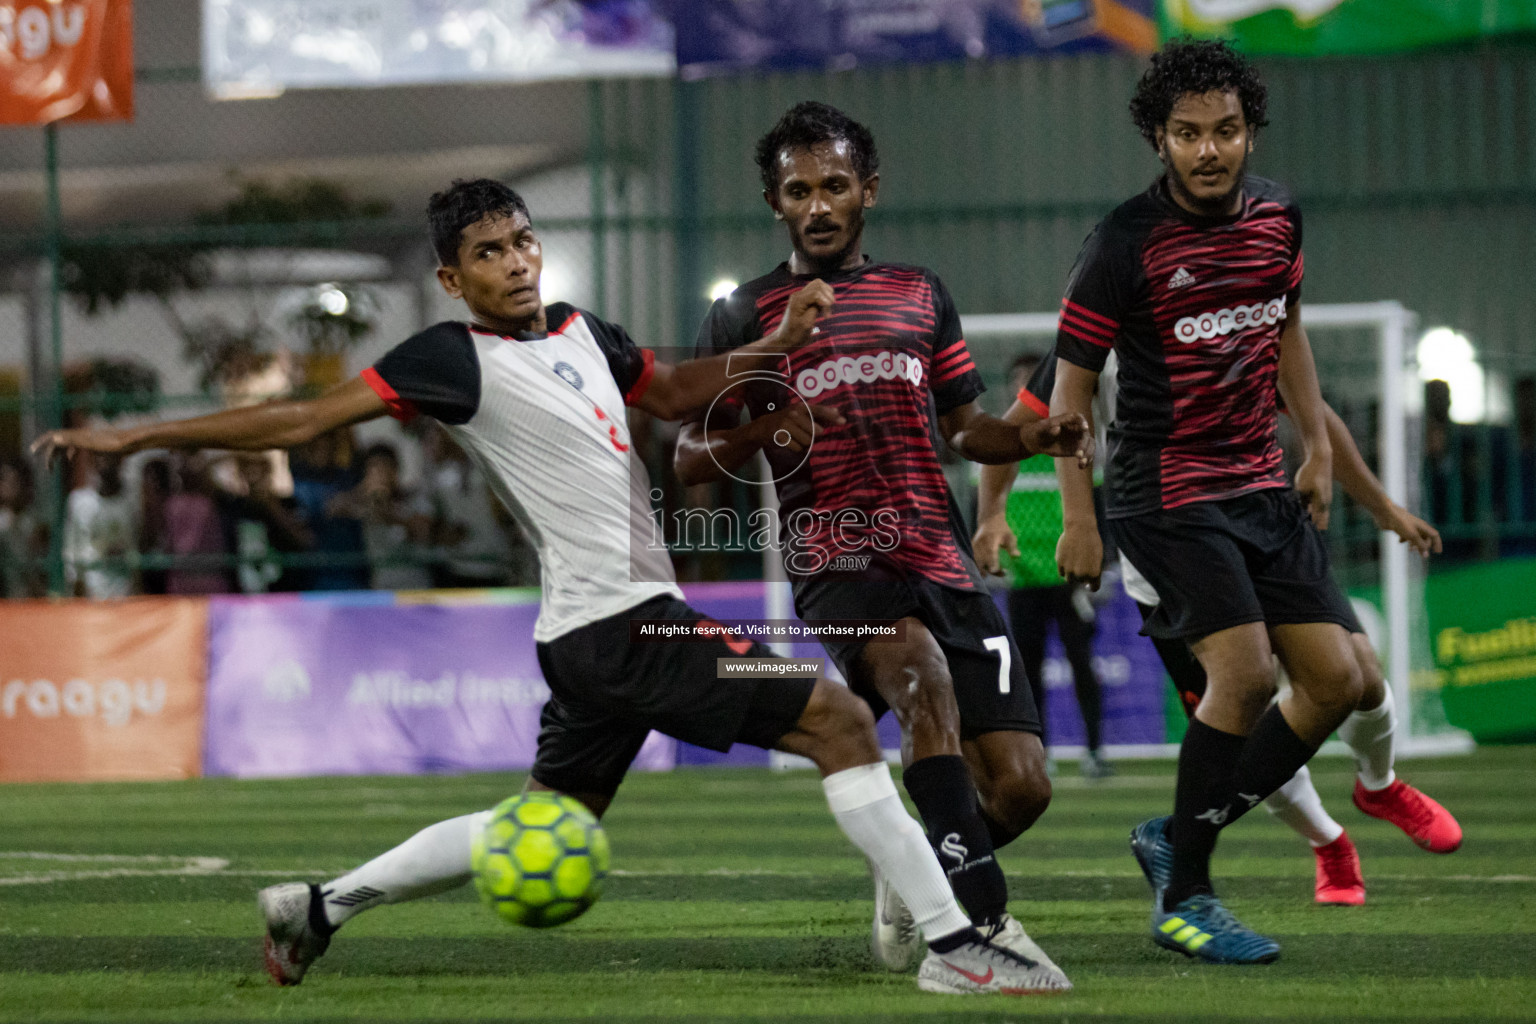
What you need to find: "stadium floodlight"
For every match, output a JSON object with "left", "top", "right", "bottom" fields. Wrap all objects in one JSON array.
[
  {"left": 316, "top": 286, "right": 349, "bottom": 316},
  {"left": 709, "top": 279, "right": 739, "bottom": 302},
  {"left": 1415, "top": 327, "right": 1486, "bottom": 424}
]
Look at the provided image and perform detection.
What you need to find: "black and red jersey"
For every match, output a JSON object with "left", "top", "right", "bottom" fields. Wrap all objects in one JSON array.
[
  {"left": 1055, "top": 175, "right": 1305, "bottom": 519},
  {"left": 695, "top": 260, "right": 986, "bottom": 590}
]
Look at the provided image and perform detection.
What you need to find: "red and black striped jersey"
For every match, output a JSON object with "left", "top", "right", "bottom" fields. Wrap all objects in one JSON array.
[
  {"left": 695, "top": 260, "right": 986, "bottom": 591},
  {"left": 1055, "top": 176, "right": 1304, "bottom": 519}
]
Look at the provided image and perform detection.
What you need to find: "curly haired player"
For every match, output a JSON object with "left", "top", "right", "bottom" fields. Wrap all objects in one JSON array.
[{"left": 1047, "top": 38, "right": 1388, "bottom": 964}]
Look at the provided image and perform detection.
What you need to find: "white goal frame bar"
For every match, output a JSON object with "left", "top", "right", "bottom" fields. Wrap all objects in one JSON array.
[{"left": 961, "top": 302, "right": 1469, "bottom": 757}]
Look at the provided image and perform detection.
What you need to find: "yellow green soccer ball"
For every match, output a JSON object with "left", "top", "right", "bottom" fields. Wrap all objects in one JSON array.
[{"left": 472, "top": 791, "right": 610, "bottom": 928}]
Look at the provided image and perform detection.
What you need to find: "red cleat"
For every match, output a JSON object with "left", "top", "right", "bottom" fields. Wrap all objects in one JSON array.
[
  {"left": 1353, "top": 779, "right": 1463, "bottom": 853},
  {"left": 1313, "top": 832, "right": 1366, "bottom": 905}
]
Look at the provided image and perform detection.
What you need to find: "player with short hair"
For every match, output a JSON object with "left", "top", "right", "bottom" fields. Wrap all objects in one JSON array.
[
  {"left": 1049, "top": 38, "right": 1377, "bottom": 963},
  {"left": 980, "top": 346, "right": 1463, "bottom": 905},
  {"left": 673, "top": 101, "right": 1090, "bottom": 987},
  {"left": 34, "top": 178, "right": 1062, "bottom": 996}
]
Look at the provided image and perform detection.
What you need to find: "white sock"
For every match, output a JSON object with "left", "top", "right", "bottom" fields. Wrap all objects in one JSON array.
[
  {"left": 823, "top": 762, "right": 972, "bottom": 945},
  {"left": 1338, "top": 688, "right": 1396, "bottom": 791},
  {"left": 321, "top": 811, "right": 487, "bottom": 928},
  {"left": 1263, "top": 764, "right": 1344, "bottom": 847}
]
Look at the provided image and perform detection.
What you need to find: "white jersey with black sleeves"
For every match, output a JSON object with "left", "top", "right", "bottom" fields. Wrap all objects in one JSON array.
[{"left": 362, "top": 303, "right": 681, "bottom": 641}]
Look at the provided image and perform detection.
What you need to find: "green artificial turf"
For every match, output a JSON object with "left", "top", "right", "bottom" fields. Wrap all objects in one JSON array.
[{"left": 0, "top": 747, "right": 1531, "bottom": 1022}]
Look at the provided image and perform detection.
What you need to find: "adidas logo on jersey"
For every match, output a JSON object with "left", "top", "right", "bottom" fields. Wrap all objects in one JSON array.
[
  {"left": 1167, "top": 267, "right": 1196, "bottom": 289},
  {"left": 1173, "top": 298, "right": 1287, "bottom": 344}
]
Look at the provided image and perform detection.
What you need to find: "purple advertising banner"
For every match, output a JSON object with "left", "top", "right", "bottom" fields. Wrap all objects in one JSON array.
[
  {"left": 993, "top": 588, "right": 1167, "bottom": 748},
  {"left": 670, "top": 0, "right": 1157, "bottom": 79},
  {"left": 204, "top": 593, "right": 675, "bottom": 779},
  {"left": 202, "top": 581, "right": 1167, "bottom": 781}
]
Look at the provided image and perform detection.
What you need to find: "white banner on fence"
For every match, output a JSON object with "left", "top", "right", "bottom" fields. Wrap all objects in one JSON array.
[{"left": 203, "top": 0, "right": 675, "bottom": 99}]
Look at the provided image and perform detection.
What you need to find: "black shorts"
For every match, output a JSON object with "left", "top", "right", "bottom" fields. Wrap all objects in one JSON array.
[
  {"left": 1111, "top": 488, "right": 1358, "bottom": 643},
  {"left": 792, "top": 574, "right": 1041, "bottom": 740},
  {"left": 1137, "top": 595, "right": 1366, "bottom": 718},
  {"left": 531, "top": 596, "right": 816, "bottom": 798}
]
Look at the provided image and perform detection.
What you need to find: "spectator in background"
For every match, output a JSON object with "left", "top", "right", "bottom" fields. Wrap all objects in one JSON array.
[
  {"left": 64, "top": 452, "right": 136, "bottom": 598},
  {"left": 0, "top": 456, "right": 45, "bottom": 598},
  {"left": 224, "top": 453, "right": 315, "bottom": 593},
  {"left": 1495, "top": 376, "right": 1536, "bottom": 557},
  {"left": 1422, "top": 379, "right": 1478, "bottom": 561},
  {"left": 165, "top": 453, "right": 235, "bottom": 594},
  {"left": 424, "top": 424, "right": 521, "bottom": 589},
  {"left": 289, "top": 429, "right": 370, "bottom": 591},
  {"left": 329, "top": 442, "right": 433, "bottom": 591},
  {"left": 137, "top": 458, "right": 172, "bottom": 595}
]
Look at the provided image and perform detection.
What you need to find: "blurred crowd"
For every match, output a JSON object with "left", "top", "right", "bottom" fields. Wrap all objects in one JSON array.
[
  {"left": 0, "top": 423, "right": 537, "bottom": 600},
  {"left": 0, "top": 376, "right": 1532, "bottom": 600},
  {"left": 1422, "top": 376, "right": 1536, "bottom": 561}
]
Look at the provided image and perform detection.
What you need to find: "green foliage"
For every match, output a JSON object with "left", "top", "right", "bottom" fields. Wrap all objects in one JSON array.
[
  {"left": 60, "top": 179, "right": 392, "bottom": 389},
  {"left": 62, "top": 357, "right": 161, "bottom": 419},
  {"left": 61, "top": 243, "right": 211, "bottom": 317},
  {"left": 177, "top": 320, "right": 272, "bottom": 393},
  {"left": 195, "top": 179, "right": 391, "bottom": 227},
  {"left": 288, "top": 284, "right": 382, "bottom": 360}
]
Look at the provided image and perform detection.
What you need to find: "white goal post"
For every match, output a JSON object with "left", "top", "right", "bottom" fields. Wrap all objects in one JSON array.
[{"left": 961, "top": 302, "right": 1471, "bottom": 757}]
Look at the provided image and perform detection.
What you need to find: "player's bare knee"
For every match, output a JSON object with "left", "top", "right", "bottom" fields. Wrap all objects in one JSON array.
[
  {"left": 1323, "top": 657, "right": 1365, "bottom": 718},
  {"left": 1351, "top": 635, "right": 1387, "bottom": 710},
  {"left": 796, "top": 680, "right": 880, "bottom": 768},
  {"left": 1208, "top": 667, "right": 1276, "bottom": 724},
  {"left": 988, "top": 767, "right": 1051, "bottom": 833}
]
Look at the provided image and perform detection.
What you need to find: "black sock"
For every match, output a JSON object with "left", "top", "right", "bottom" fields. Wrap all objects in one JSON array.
[
  {"left": 902, "top": 754, "right": 1008, "bottom": 925},
  {"left": 308, "top": 883, "right": 337, "bottom": 937},
  {"left": 927, "top": 925, "right": 982, "bottom": 954},
  {"left": 1165, "top": 718, "right": 1246, "bottom": 911},
  {"left": 980, "top": 808, "right": 1025, "bottom": 851},
  {"left": 1224, "top": 705, "right": 1320, "bottom": 824},
  {"left": 1079, "top": 685, "right": 1103, "bottom": 753}
]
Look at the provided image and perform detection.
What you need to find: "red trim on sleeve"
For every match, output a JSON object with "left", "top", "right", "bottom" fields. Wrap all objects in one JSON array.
[
  {"left": 1062, "top": 299, "right": 1117, "bottom": 330},
  {"left": 933, "top": 356, "right": 977, "bottom": 385},
  {"left": 361, "top": 367, "right": 419, "bottom": 422},
  {"left": 1018, "top": 387, "right": 1050, "bottom": 418},
  {"left": 624, "top": 348, "right": 656, "bottom": 406},
  {"left": 1058, "top": 299, "right": 1118, "bottom": 349}
]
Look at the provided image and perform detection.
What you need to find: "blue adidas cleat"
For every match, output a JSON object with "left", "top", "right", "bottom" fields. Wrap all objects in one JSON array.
[
  {"left": 1130, "top": 815, "right": 1173, "bottom": 894},
  {"left": 1150, "top": 891, "right": 1280, "bottom": 965}
]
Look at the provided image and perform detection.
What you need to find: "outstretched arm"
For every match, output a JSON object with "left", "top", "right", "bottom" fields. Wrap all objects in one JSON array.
[
  {"left": 1315, "top": 403, "right": 1441, "bottom": 557},
  {"left": 673, "top": 401, "right": 845, "bottom": 487},
  {"left": 636, "top": 281, "right": 832, "bottom": 422},
  {"left": 939, "top": 400, "right": 1092, "bottom": 467},
  {"left": 971, "top": 397, "right": 1041, "bottom": 576},
  {"left": 32, "top": 378, "right": 387, "bottom": 462}
]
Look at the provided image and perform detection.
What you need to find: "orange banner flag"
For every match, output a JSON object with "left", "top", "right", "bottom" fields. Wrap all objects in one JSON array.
[
  {"left": 0, "top": 597, "right": 206, "bottom": 782},
  {"left": 0, "top": 0, "right": 133, "bottom": 125}
]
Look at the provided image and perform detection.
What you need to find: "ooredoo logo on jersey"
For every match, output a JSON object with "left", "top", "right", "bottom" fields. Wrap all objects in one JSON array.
[
  {"left": 795, "top": 350, "right": 923, "bottom": 398},
  {"left": 1172, "top": 298, "right": 1287, "bottom": 344}
]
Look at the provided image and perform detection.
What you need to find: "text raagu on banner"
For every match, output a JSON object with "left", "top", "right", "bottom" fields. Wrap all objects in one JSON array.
[
  {"left": 0, "top": 0, "right": 133, "bottom": 123},
  {"left": 0, "top": 598, "right": 206, "bottom": 782}
]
